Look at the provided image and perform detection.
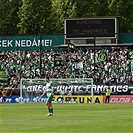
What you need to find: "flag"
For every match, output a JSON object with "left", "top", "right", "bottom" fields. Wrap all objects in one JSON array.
[
  {"left": 128, "top": 86, "right": 133, "bottom": 90},
  {"left": 68, "top": 43, "right": 75, "bottom": 49}
]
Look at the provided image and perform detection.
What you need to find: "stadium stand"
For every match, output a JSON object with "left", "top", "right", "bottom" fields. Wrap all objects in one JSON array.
[{"left": 0, "top": 47, "right": 132, "bottom": 87}]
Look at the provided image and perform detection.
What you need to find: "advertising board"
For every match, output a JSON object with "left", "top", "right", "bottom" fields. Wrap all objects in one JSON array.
[{"left": 109, "top": 95, "right": 133, "bottom": 104}]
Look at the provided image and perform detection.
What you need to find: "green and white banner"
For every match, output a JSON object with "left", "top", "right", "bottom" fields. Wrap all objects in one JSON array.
[
  {"left": 131, "top": 61, "right": 133, "bottom": 71},
  {"left": 0, "top": 35, "right": 64, "bottom": 51},
  {"left": 0, "top": 70, "right": 9, "bottom": 82},
  {"left": 91, "top": 51, "right": 107, "bottom": 64}
]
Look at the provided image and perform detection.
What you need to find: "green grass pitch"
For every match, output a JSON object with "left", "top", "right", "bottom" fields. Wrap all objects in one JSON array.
[{"left": 0, "top": 103, "right": 133, "bottom": 133}]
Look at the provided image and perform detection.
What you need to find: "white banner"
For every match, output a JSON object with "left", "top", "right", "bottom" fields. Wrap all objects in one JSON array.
[{"left": 22, "top": 84, "right": 129, "bottom": 94}]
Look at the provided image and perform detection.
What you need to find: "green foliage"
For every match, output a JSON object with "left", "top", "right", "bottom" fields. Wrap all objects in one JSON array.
[
  {"left": 0, "top": 0, "right": 22, "bottom": 35},
  {"left": 17, "top": 0, "right": 52, "bottom": 35},
  {"left": 0, "top": 0, "right": 133, "bottom": 35},
  {"left": 106, "top": 0, "right": 133, "bottom": 32},
  {"left": 73, "top": 0, "right": 133, "bottom": 32},
  {"left": 45, "top": 0, "right": 76, "bottom": 34}
]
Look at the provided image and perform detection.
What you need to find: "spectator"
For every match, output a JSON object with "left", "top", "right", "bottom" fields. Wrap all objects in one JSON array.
[
  {"left": 0, "top": 47, "right": 132, "bottom": 86},
  {"left": 2, "top": 89, "right": 7, "bottom": 103},
  {"left": 67, "top": 89, "right": 72, "bottom": 103},
  {"left": 105, "top": 87, "right": 111, "bottom": 103}
]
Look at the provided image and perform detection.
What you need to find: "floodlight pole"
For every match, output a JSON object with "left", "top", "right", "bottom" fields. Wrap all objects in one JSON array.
[
  {"left": 39, "top": 24, "right": 42, "bottom": 78},
  {"left": 94, "top": 35, "right": 96, "bottom": 83},
  {"left": 93, "top": 35, "right": 96, "bottom": 103}
]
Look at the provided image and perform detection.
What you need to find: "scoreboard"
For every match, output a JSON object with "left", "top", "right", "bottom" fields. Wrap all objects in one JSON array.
[{"left": 64, "top": 17, "right": 119, "bottom": 45}]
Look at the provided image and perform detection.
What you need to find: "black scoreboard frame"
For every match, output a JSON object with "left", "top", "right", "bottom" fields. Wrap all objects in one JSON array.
[{"left": 64, "top": 17, "right": 118, "bottom": 39}]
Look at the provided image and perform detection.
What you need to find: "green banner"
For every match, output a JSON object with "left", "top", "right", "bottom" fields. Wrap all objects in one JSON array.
[
  {"left": 91, "top": 51, "right": 107, "bottom": 64},
  {"left": 0, "top": 35, "right": 64, "bottom": 51},
  {"left": 131, "top": 61, "right": 133, "bottom": 72},
  {"left": 0, "top": 70, "right": 9, "bottom": 82},
  {"left": 119, "top": 34, "right": 133, "bottom": 43},
  {"left": 128, "top": 51, "right": 133, "bottom": 59}
]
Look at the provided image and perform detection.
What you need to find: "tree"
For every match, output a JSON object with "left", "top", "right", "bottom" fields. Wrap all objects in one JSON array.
[
  {"left": 17, "top": 0, "right": 52, "bottom": 35},
  {"left": 0, "top": 0, "right": 132, "bottom": 35},
  {"left": 106, "top": 0, "right": 133, "bottom": 32},
  {"left": 0, "top": 0, "right": 22, "bottom": 35},
  {"left": 72, "top": 0, "right": 133, "bottom": 33},
  {"left": 45, "top": 0, "right": 77, "bottom": 34}
]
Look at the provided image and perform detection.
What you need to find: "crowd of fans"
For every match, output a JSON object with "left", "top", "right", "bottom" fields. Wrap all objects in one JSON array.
[{"left": 0, "top": 47, "right": 132, "bottom": 87}]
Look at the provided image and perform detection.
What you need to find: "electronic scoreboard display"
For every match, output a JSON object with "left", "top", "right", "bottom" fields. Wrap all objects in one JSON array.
[{"left": 64, "top": 17, "right": 119, "bottom": 45}]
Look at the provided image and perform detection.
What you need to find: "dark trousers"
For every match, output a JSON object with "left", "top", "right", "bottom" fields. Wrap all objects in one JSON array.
[
  {"left": 105, "top": 96, "right": 110, "bottom": 103},
  {"left": 2, "top": 97, "right": 6, "bottom": 102}
]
